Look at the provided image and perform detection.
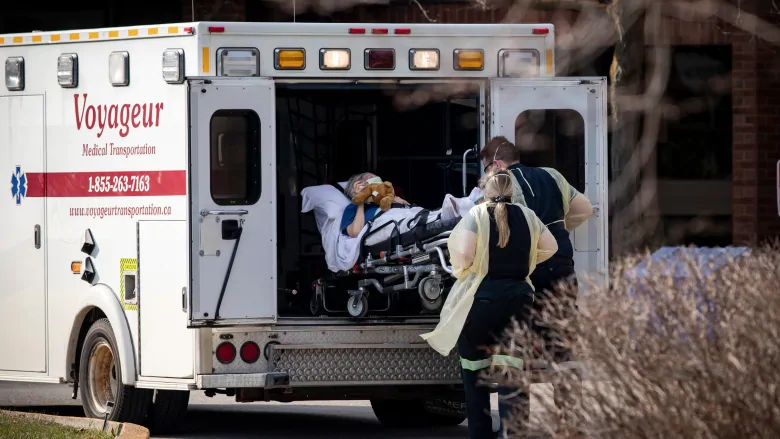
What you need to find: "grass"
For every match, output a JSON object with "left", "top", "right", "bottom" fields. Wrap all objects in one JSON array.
[{"left": 0, "top": 412, "right": 116, "bottom": 439}]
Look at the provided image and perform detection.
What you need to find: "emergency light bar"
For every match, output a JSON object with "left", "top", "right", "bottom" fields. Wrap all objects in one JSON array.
[
  {"left": 409, "top": 49, "right": 439, "bottom": 70},
  {"left": 5, "top": 56, "right": 24, "bottom": 91},
  {"left": 454, "top": 49, "right": 484, "bottom": 71},
  {"left": 57, "top": 53, "right": 78, "bottom": 88},
  {"left": 108, "top": 51, "right": 129, "bottom": 86},
  {"left": 217, "top": 48, "right": 260, "bottom": 76},
  {"left": 320, "top": 49, "right": 350, "bottom": 70},
  {"left": 365, "top": 49, "right": 394, "bottom": 70},
  {"left": 498, "top": 49, "right": 540, "bottom": 77},
  {"left": 162, "top": 49, "right": 184, "bottom": 84},
  {"left": 275, "top": 48, "right": 305, "bottom": 70}
]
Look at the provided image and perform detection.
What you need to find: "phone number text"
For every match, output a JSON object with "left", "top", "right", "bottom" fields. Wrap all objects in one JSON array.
[{"left": 88, "top": 175, "right": 151, "bottom": 193}]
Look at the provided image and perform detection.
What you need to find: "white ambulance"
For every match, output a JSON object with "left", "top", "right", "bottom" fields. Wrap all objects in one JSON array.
[{"left": 0, "top": 21, "right": 608, "bottom": 432}]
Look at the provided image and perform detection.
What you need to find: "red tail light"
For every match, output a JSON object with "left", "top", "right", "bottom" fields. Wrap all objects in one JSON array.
[
  {"left": 532, "top": 28, "right": 549, "bottom": 35},
  {"left": 394, "top": 28, "right": 411, "bottom": 35},
  {"left": 240, "top": 342, "right": 261, "bottom": 363},
  {"left": 349, "top": 28, "right": 366, "bottom": 34},
  {"left": 215, "top": 342, "right": 236, "bottom": 364},
  {"left": 371, "top": 28, "right": 388, "bottom": 34},
  {"left": 208, "top": 26, "right": 225, "bottom": 33},
  {"left": 365, "top": 49, "right": 395, "bottom": 70}
]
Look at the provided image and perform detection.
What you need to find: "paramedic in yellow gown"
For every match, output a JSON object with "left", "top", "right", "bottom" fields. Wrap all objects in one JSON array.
[{"left": 421, "top": 169, "right": 558, "bottom": 439}]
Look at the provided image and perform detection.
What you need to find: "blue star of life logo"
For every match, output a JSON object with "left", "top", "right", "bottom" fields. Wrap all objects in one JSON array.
[{"left": 10, "top": 166, "right": 28, "bottom": 205}]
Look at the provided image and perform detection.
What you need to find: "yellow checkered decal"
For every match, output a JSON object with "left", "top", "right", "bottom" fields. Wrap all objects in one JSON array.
[{"left": 120, "top": 258, "right": 138, "bottom": 311}]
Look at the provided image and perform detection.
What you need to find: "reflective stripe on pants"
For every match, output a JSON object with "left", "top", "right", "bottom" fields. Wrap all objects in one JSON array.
[{"left": 460, "top": 355, "right": 524, "bottom": 371}]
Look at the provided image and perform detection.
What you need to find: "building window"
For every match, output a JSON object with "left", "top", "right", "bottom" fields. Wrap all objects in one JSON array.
[{"left": 209, "top": 109, "right": 262, "bottom": 205}]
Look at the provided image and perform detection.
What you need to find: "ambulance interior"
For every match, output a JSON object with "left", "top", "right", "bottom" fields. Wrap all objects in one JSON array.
[{"left": 274, "top": 82, "right": 585, "bottom": 320}]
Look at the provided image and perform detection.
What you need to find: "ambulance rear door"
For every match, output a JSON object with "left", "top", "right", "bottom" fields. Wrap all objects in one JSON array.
[
  {"left": 188, "top": 77, "right": 277, "bottom": 326},
  {"left": 489, "top": 77, "right": 608, "bottom": 280}
]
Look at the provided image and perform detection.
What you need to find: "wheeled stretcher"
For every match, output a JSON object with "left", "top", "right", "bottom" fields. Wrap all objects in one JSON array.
[
  {"left": 312, "top": 213, "right": 459, "bottom": 318},
  {"left": 300, "top": 183, "right": 465, "bottom": 319}
]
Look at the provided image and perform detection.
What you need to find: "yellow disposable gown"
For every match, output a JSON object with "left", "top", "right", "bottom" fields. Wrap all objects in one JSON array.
[{"left": 420, "top": 202, "right": 547, "bottom": 357}]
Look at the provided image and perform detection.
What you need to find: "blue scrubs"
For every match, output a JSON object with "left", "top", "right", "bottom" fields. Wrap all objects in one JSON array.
[{"left": 340, "top": 203, "right": 380, "bottom": 235}]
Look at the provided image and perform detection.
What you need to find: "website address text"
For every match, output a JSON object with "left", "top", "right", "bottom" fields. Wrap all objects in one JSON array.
[{"left": 69, "top": 204, "right": 173, "bottom": 219}]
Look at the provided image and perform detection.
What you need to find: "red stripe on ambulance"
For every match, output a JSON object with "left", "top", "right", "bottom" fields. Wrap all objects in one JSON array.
[{"left": 24, "top": 170, "right": 186, "bottom": 197}]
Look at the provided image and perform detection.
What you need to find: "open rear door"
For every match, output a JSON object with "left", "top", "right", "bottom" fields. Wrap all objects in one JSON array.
[
  {"left": 188, "top": 78, "right": 277, "bottom": 326},
  {"left": 489, "top": 77, "right": 608, "bottom": 279}
]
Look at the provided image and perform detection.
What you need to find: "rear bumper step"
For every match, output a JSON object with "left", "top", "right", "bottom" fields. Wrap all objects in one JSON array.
[{"left": 197, "top": 372, "right": 290, "bottom": 389}]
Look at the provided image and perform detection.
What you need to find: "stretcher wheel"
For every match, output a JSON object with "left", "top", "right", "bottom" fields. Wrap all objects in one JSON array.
[
  {"left": 309, "top": 293, "right": 322, "bottom": 316},
  {"left": 347, "top": 294, "right": 368, "bottom": 318},
  {"left": 419, "top": 277, "right": 444, "bottom": 312},
  {"left": 420, "top": 295, "right": 443, "bottom": 312}
]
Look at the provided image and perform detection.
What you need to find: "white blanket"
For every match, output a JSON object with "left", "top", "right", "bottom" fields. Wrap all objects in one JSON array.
[{"left": 300, "top": 183, "right": 475, "bottom": 273}]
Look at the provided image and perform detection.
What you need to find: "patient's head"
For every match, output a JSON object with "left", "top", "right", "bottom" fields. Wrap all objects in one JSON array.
[{"left": 345, "top": 172, "right": 379, "bottom": 199}]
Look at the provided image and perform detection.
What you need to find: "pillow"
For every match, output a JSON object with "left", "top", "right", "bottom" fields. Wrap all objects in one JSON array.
[{"left": 301, "top": 184, "right": 351, "bottom": 233}]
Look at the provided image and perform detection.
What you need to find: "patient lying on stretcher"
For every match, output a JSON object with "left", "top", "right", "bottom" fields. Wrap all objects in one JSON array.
[
  {"left": 340, "top": 172, "right": 463, "bottom": 238},
  {"left": 299, "top": 172, "right": 475, "bottom": 273}
]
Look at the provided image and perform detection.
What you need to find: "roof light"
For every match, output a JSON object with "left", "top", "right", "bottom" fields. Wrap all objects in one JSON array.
[
  {"left": 372, "top": 28, "right": 388, "bottom": 34},
  {"left": 395, "top": 28, "right": 411, "bottom": 35},
  {"left": 162, "top": 48, "right": 185, "bottom": 84},
  {"left": 409, "top": 49, "right": 439, "bottom": 70},
  {"left": 275, "top": 48, "right": 305, "bottom": 70},
  {"left": 454, "top": 49, "right": 484, "bottom": 71},
  {"left": 108, "top": 51, "right": 129, "bottom": 86},
  {"left": 184, "top": 27, "right": 194, "bottom": 34},
  {"left": 320, "top": 49, "right": 350, "bottom": 70},
  {"left": 5, "top": 57, "right": 24, "bottom": 91},
  {"left": 216, "top": 48, "right": 260, "bottom": 76},
  {"left": 57, "top": 53, "right": 78, "bottom": 88},
  {"left": 532, "top": 28, "right": 550, "bottom": 35},
  {"left": 208, "top": 26, "right": 225, "bottom": 33},
  {"left": 348, "top": 28, "right": 366, "bottom": 34},
  {"left": 365, "top": 49, "right": 394, "bottom": 70},
  {"left": 498, "top": 49, "right": 540, "bottom": 77}
]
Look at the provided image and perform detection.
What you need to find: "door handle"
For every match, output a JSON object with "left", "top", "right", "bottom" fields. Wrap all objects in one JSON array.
[
  {"left": 182, "top": 287, "right": 188, "bottom": 313},
  {"left": 34, "top": 224, "right": 41, "bottom": 249},
  {"left": 200, "top": 209, "right": 248, "bottom": 217}
]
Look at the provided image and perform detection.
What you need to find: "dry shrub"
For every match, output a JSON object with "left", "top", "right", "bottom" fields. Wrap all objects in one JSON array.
[{"left": 485, "top": 243, "right": 780, "bottom": 439}]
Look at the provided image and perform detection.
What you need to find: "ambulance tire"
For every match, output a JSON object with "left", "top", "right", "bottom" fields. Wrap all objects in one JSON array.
[
  {"left": 145, "top": 389, "right": 190, "bottom": 434},
  {"left": 370, "top": 398, "right": 466, "bottom": 428},
  {"left": 79, "top": 318, "right": 153, "bottom": 425}
]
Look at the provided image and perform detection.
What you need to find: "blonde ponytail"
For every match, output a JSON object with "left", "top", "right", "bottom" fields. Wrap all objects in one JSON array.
[
  {"left": 494, "top": 201, "right": 510, "bottom": 248},
  {"left": 482, "top": 169, "right": 514, "bottom": 248}
]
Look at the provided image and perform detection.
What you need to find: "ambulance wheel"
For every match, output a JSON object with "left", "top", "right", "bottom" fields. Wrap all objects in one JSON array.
[
  {"left": 347, "top": 295, "right": 368, "bottom": 318},
  {"left": 370, "top": 398, "right": 466, "bottom": 428},
  {"left": 145, "top": 389, "right": 190, "bottom": 434},
  {"left": 79, "top": 318, "right": 152, "bottom": 424}
]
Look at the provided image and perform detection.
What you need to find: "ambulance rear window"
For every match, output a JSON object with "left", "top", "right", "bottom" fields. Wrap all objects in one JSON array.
[{"left": 209, "top": 109, "right": 262, "bottom": 205}]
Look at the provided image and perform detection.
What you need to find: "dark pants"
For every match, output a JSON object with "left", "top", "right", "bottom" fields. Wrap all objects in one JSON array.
[
  {"left": 528, "top": 256, "right": 580, "bottom": 423},
  {"left": 529, "top": 256, "right": 578, "bottom": 363},
  {"left": 457, "top": 279, "right": 535, "bottom": 439}
]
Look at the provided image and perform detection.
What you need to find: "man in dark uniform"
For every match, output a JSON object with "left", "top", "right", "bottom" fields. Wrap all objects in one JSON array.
[{"left": 480, "top": 136, "right": 594, "bottom": 426}]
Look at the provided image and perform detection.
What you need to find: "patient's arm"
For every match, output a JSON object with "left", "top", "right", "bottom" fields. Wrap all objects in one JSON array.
[{"left": 346, "top": 204, "right": 367, "bottom": 238}]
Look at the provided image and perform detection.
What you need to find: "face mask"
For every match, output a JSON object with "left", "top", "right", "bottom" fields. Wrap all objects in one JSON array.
[{"left": 364, "top": 176, "right": 383, "bottom": 185}]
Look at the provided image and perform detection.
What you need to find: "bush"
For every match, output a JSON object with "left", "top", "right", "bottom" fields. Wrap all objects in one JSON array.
[{"left": 484, "top": 244, "right": 780, "bottom": 439}]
